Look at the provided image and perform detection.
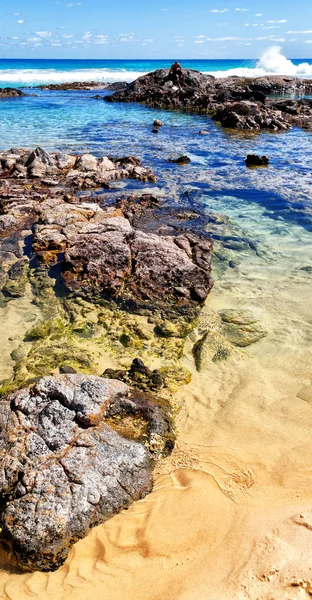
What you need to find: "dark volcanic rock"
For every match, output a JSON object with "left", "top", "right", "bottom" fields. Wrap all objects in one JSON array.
[
  {"left": 0, "top": 87, "right": 25, "bottom": 98},
  {"left": 105, "top": 68, "right": 214, "bottom": 110},
  {"left": 106, "top": 68, "right": 312, "bottom": 132},
  {"left": 0, "top": 373, "right": 173, "bottom": 571},
  {"left": 245, "top": 154, "right": 269, "bottom": 167}
]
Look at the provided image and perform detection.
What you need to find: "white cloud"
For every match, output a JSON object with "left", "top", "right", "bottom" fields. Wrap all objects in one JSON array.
[
  {"left": 210, "top": 8, "right": 228, "bottom": 13},
  {"left": 195, "top": 40, "right": 205, "bottom": 43},
  {"left": 267, "top": 19, "right": 287, "bottom": 23},
  {"left": 286, "top": 29, "right": 312, "bottom": 34},
  {"left": 255, "top": 13, "right": 262, "bottom": 17},
  {"left": 36, "top": 31, "right": 53, "bottom": 37},
  {"left": 17, "top": 19, "right": 24, "bottom": 24},
  {"left": 235, "top": 7, "right": 249, "bottom": 11}
]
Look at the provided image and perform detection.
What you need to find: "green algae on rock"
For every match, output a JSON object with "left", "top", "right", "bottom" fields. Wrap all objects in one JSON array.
[{"left": 219, "top": 309, "right": 268, "bottom": 348}]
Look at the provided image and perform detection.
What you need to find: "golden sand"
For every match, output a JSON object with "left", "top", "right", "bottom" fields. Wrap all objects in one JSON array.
[{"left": 0, "top": 229, "right": 312, "bottom": 599}]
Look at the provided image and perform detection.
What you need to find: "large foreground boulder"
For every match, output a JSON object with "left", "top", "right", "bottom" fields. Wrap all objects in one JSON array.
[{"left": 0, "top": 374, "right": 173, "bottom": 571}]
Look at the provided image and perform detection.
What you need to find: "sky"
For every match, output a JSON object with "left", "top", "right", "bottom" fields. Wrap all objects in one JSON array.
[{"left": 1, "top": 0, "right": 312, "bottom": 59}]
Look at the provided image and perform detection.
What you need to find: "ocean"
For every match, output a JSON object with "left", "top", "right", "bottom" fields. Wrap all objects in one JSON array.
[
  {"left": 0, "top": 48, "right": 312, "bottom": 599},
  {"left": 1, "top": 46, "right": 312, "bottom": 87}
]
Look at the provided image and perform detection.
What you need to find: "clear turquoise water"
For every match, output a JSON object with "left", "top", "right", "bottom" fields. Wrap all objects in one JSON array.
[{"left": 0, "top": 58, "right": 312, "bottom": 242}]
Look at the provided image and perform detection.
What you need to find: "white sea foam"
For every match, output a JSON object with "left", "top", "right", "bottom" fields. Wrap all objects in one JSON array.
[
  {"left": 205, "top": 46, "right": 312, "bottom": 78},
  {"left": 0, "top": 68, "right": 144, "bottom": 85}
]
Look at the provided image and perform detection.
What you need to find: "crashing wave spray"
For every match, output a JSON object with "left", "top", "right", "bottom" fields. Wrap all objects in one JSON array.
[
  {"left": 205, "top": 46, "right": 312, "bottom": 78},
  {"left": 256, "top": 46, "right": 312, "bottom": 76}
]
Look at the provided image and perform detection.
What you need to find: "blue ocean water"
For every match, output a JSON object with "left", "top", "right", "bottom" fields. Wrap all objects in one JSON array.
[{"left": 1, "top": 53, "right": 312, "bottom": 87}]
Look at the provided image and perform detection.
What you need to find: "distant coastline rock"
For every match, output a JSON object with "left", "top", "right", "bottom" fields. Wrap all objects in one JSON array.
[
  {"left": 0, "top": 373, "right": 173, "bottom": 571},
  {"left": 0, "top": 87, "right": 25, "bottom": 98},
  {"left": 37, "top": 81, "right": 129, "bottom": 91},
  {"left": 105, "top": 69, "right": 312, "bottom": 132}
]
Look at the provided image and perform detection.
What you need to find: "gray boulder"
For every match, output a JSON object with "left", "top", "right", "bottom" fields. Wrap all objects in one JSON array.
[{"left": 0, "top": 374, "right": 173, "bottom": 571}]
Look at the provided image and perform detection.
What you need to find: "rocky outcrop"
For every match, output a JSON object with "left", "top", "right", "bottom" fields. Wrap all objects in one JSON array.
[
  {"left": 106, "top": 69, "right": 312, "bottom": 131},
  {"left": 0, "top": 87, "right": 25, "bottom": 98},
  {"left": 0, "top": 374, "right": 173, "bottom": 571}
]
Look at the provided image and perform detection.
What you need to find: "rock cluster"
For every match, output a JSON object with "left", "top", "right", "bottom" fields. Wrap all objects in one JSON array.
[
  {"left": 0, "top": 374, "right": 173, "bottom": 571},
  {"left": 0, "top": 147, "right": 156, "bottom": 307},
  {"left": 105, "top": 69, "right": 312, "bottom": 131},
  {"left": 0, "top": 148, "right": 213, "bottom": 322},
  {"left": 0, "top": 146, "right": 155, "bottom": 188}
]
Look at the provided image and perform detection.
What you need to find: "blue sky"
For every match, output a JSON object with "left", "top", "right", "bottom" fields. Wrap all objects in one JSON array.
[{"left": 1, "top": 0, "right": 312, "bottom": 59}]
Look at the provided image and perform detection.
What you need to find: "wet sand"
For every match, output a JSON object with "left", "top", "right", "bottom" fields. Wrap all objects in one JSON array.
[{"left": 0, "top": 214, "right": 311, "bottom": 599}]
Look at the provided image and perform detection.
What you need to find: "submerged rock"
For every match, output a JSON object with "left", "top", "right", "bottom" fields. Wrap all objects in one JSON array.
[
  {"left": 103, "top": 358, "right": 191, "bottom": 393},
  {"left": 219, "top": 309, "right": 267, "bottom": 347},
  {"left": 0, "top": 374, "right": 173, "bottom": 571}
]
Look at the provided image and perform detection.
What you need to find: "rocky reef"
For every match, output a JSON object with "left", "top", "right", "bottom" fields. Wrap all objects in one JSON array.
[
  {"left": 105, "top": 69, "right": 312, "bottom": 131},
  {"left": 0, "top": 145, "right": 213, "bottom": 395},
  {"left": 0, "top": 373, "right": 173, "bottom": 571}
]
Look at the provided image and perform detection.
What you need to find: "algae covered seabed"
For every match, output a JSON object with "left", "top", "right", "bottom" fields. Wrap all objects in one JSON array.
[{"left": 0, "top": 91, "right": 312, "bottom": 599}]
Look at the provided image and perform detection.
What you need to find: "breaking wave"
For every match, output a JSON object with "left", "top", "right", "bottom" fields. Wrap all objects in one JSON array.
[
  {"left": 0, "top": 68, "right": 144, "bottom": 86},
  {"left": 206, "top": 46, "right": 312, "bottom": 78}
]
